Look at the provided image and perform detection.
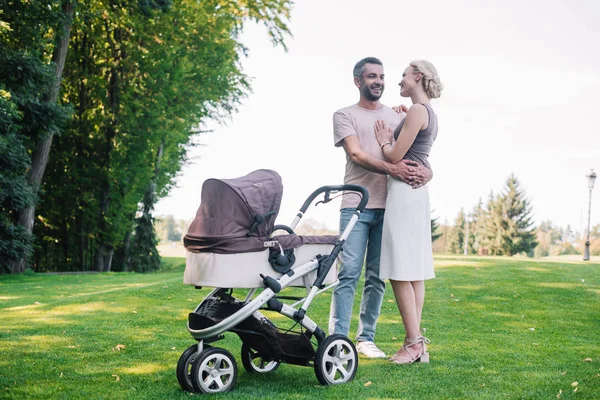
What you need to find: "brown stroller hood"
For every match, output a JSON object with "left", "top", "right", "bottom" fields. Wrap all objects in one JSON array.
[{"left": 184, "top": 169, "right": 284, "bottom": 254}]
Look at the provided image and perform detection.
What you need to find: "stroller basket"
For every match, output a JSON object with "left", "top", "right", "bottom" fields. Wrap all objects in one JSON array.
[{"left": 189, "top": 294, "right": 315, "bottom": 366}]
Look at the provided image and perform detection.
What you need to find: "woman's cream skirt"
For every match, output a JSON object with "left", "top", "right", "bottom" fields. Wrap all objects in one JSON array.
[{"left": 379, "top": 177, "right": 435, "bottom": 281}]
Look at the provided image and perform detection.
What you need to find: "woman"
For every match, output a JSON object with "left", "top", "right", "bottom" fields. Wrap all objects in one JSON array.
[{"left": 374, "top": 60, "right": 443, "bottom": 364}]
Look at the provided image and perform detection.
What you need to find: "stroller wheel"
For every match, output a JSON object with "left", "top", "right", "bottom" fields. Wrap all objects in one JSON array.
[
  {"left": 314, "top": 334, "right": 358, "bottom": 386},
  {"left": 191, "top": 347, "right": 238, "bottom": 394},
  {"left": 241, "top": 343, "right": 280, "bottom": 373},
  {"left": 176, "top": 343, "right": 211, "bottom": 392}
]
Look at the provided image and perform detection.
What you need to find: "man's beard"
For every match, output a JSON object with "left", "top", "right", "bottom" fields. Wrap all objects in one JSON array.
[{"left": 361, "top": 83, "right": 383, "bottom": 101}]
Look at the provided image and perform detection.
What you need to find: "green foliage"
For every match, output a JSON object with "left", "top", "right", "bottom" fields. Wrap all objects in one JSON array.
[
  {"left": 22, "top": 0, "right": 292, "bottom": 272},
  {"left": 446, "top": 208, "right": 465, "bottom": 254},
  {"left": 129, "top": 214, "right": 161, "bottom": 272},
  {"left": 578, "top": 223, "right": 600, "bottom": 256},
  {"left": 469, "top": 198, "right": 487, "bottom": 254},
  {"left": 484, "top": 191, "right": 505, "bottom": 255},
  {"left": 0, "top": 89, "right": 35, "bottom": 271},
  {"left": 0, "top": 50, "right": 71, "bottom": 142},
  {"left": 453, "top": 175, "right": 538, "bottom": 257},
  {"left": 431, "top": 214, "right": 442, "bottom": 243},
  {"left": 0, "top": 30, "right": 68, "bottom": 272},
  {"left": 155, "top": 215, "right": 187, "bottom": 242},
  {"left": 495, "top": 175, "right": 538, "bottom": 256},
  {"left": 0, "top": 0, "right": 74, "bottom": 272},
  {"left": 534, "top": 221, "right": 578, "bottom": 258},
  {"left": 0, "top": 0, "right": 62, "bottom": 58}
]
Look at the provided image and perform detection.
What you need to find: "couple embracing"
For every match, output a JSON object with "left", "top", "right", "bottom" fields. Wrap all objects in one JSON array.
[{"left": 329, "top": 57, "right": 443, "bottom": 364}]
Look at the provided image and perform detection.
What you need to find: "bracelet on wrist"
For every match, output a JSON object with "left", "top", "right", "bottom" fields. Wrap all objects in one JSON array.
[{"left": 380, "top": 141, "right": 392, "bottom": 149}]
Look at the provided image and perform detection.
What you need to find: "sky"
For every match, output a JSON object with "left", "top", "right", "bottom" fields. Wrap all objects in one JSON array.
[{"left": 155, "top": 0, "right": 600, "bottom": 235}]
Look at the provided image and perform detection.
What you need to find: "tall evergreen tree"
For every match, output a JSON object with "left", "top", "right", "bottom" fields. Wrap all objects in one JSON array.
[
  {"left": 496, "top": 174, "right": 538, "bottom": 256},
  {"left": 469, "top": 198, "right": 487, "bottom": 254},
  {"left": 485, "top": 191, "right": 505, "bottom": 255},
  {"left": 446, "top": 208, "right": 466, "bottom": 254},
  {"left": 431, "top": 214, "right": 442, "bottom": 243}
]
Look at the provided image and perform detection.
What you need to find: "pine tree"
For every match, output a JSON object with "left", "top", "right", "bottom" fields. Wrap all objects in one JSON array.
[
  {"left": 431, "top": 212, "right": 442, "bottom": 243},
  {"left": 129, "top": 183, "right": 161, "bottom": 273},
  {"left": 470, "top": 198, "right": 487, "bottom": 254},
  {"left": 485, "top": 191, "right": 505, "bottom": 255},
  {"left": 496, "top": 174, "right": 538, "bottom": 256},
  {"left": 446, "top": 209, "right": 466, "bottom": 254}
]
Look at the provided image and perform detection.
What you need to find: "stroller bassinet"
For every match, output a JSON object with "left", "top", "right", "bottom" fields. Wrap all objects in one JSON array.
[
  {"left": 183, "top": 169, "right": 338, "bottom": 288},
  {"left": 176, "top": 169, "right": 369, "bottom": 394}
]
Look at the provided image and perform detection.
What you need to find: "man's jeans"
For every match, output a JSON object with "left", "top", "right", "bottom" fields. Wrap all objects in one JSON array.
[{"left": 329, "top": 208, "right": 386, "bottom": 342}]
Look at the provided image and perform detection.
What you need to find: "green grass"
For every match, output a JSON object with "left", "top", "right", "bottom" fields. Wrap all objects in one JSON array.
[{"left": 1, "top": 256, "right": 599, "bottom": 399}]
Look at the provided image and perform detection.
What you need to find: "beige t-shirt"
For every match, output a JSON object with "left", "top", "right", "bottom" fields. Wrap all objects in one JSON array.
[{"left": 333, "top": 104, "right": 404, "bottom": 209}]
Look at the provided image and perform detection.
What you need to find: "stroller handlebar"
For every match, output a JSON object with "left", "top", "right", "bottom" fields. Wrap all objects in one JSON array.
[{"left": 299, "top": 184, "right": 369, "bottom": 214}]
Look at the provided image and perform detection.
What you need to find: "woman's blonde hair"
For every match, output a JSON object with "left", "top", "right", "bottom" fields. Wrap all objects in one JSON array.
[{"left": 410, "top": 60, "right": 443, "bottom": 99}]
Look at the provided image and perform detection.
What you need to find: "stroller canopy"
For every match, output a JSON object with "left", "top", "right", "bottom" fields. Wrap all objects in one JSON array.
[{"left": 184, "top": 169, "right": 283, "bottom": 254}]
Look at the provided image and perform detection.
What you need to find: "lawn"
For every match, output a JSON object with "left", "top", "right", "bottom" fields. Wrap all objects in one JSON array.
[{"left": 1, "top": 256, "right": 599, "bottom": 399}]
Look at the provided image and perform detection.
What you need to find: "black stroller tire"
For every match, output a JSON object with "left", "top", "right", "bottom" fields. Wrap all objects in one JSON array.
[
  {"left": 191, "top": 347, "right": 238, "bottom": 394},
  {"left": 176, "top": 343, "right": 211, "bottom": 392},
  {"left": 241, "top": 343, "right": 280, "bottom": 373},
  {"left": 314, "top": 334, "right": 358, "bottom": 386}
]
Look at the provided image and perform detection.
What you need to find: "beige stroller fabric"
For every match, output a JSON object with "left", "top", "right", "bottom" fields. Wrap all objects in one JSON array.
[{"left": 184, "top": 243, "right": 337, "bottom": 288}]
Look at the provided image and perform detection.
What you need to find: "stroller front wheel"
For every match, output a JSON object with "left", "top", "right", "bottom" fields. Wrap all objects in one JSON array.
[
  {"left": 314, "top": 334, "right": 358, "bottom": 386},
  {"left": 191, "top": 347, "right": 238, "bottom": 394},
  {"left": 176, "top": 343, "right": 211, "bottom": 392},
  {"left": 241, "top": 343, "right": 280, "bottom": 373}
]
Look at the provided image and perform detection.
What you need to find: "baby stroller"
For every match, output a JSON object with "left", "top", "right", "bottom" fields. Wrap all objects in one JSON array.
[{"left": 176, "top": 169, "right": 369, "bottom": 394}]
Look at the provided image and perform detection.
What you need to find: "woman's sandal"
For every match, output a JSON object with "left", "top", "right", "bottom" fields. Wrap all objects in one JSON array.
[{"left": 390, "top": 336, "right": 430, "bottom": 364}]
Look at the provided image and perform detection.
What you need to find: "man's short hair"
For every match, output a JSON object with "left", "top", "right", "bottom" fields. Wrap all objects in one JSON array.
[{"left": 353, "top": 57, "right": 383, "bottom": 80}]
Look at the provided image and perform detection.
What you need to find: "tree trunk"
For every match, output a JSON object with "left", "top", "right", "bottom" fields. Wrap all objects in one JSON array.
[
  {"left": 10, "top": 0, "right": 75, "bottom": 273},
  {"left": 75, "top": 26, "right": 89, "bottom": 271},
  {"left": 75, "top": 208, "right": 86, "bottom": 270},
  {"left": 61, "top": 199, "right": 70, "bottom": 268},
  {"left": 94, "top": 177, "right": 112, "bottom": 272},
  {"left": 120, "top": 222, "right": 134, "bottom": 272},
  {"left": 93, "top": 18, "right": 121, "bottom": 272}
]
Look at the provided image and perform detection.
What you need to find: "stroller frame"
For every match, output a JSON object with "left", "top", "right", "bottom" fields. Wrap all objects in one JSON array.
[{"left": 177, "top": 184, "right": 369, "bottom": 394}]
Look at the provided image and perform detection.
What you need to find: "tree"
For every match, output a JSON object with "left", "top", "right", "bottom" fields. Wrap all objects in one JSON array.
[
  {"left": 0, "top": 88, "right": 35, "bottom": 272},
  {"left": 495, "top": 174, "right": 537, "bottom": 256},
  {"left": 589, "top": 224, "right": 600, "bottom": 256},
  {"left": 431, "top": 214, "right": 442, "bottom": 243},
  {"left": 534, "top": 220, "right": 562, "bottom": 258},
  {"left": 0, "top": 1, "right": 73, "bottom": 272},
  {"left": 534, "top": 221, "right": 579, "bottom": 258},
  {"left": 129, "top": 189, "right": 161, "bottom": 273},
  {"left": 446, "top": 209, "right": 466, "bottom": 254},
  {"left": 23, "top": 0, "right": 293, "bottom": 272},
  {"left": 5, "top": 0, "right": 75, "bottom": 273},
  {"left": 562, "top": 225, "right": 576, "bottom": 244},
  {"left": 469, "top": 198, "right": 488, "bottom": 254},
  {"left": 485, "top": 191, "right": 506, "bottom": 255}
]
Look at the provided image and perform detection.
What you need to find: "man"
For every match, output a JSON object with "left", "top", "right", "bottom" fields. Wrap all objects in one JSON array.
[{"left": 329, "top": 57, "right": 432, "bottom": 358}]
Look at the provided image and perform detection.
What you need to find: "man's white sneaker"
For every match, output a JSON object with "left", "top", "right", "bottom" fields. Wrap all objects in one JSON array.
[{"left": 356, "top": 341, "right": 386, "bottom": 358}]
